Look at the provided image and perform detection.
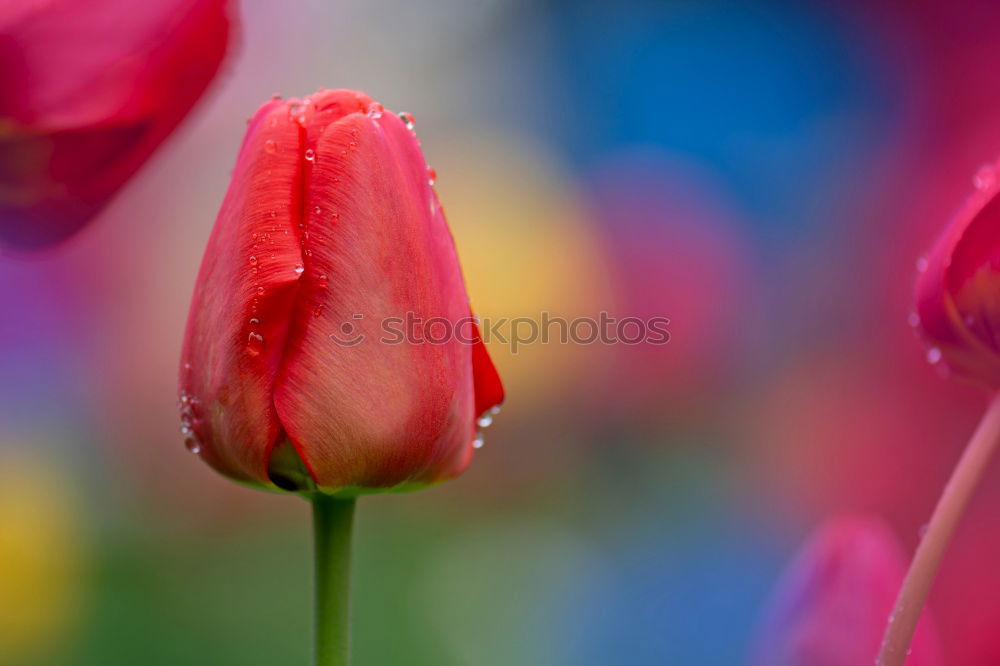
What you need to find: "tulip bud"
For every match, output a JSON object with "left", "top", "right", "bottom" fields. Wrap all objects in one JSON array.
[
  {"left": 0, "top": 0, "right": 232, "bottom": 249},
  {"left": 914, "top": 161, "right": 1000, "bottom": 386},
  {"left": 748, "top": 517, "right": 941, "bottom": 666},
  {"left": 179, "top": 90, "right": 504, "bottom": 495}
]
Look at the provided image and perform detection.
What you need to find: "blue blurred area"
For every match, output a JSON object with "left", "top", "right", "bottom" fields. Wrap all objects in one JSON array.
[{"left": 544, "top": 0, "right": 898, "bottom": 237}]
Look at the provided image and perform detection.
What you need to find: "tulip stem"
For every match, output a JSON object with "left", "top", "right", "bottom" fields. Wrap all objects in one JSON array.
[
  {"left": 312, "top": 495, "right": 356, "bottom": 666},
  {"left": 877, "top": 392, "right": 1000, "bottom": 665}
]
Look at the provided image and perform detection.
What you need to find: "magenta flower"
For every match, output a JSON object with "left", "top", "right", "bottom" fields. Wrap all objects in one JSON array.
[{"left": 749, "top": 517, "right": 941, "bottom": 666}]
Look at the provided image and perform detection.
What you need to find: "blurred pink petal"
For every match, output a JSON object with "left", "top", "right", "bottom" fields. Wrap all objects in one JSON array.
[
  {"left": 0, "top": 0, "right": 233, "bottom": 249},
  {"left": 749, "top": 517, "right": 941, "bottom": 666}
]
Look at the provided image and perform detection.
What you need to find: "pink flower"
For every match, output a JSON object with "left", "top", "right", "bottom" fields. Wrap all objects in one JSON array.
[
  {"left": 0, "top": 0, "right": 232, "bottom": 249},
  {"left": 749, "top": 517, "right": 941, "bottom": 666}
]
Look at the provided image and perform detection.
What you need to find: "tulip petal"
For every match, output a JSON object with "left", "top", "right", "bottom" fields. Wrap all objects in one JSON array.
[
  {"left": 179, "top": 99, "right": 306, "bottom": 485},
  {"left": 749, "top": 517, "right": 941, "bottom": 666},
  {"left": 271, "top": 90, "right": 479, "bottom": 492},
  {"left": 471, "top": 320, "right": 505, "bottom": 417},
  {"left": 915, "top": 163, "right": 1000, "bottom": 386},
  {"left": 0, "top": 0, "right": 231, "bottom": 248}
]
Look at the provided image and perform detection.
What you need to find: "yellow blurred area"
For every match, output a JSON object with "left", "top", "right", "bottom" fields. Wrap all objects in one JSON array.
[
  {"left": 434, "top": 131, "right": 614, "bottom": 409},
  {"left": 0, "top": 449, "right": 84, "bottom": 662}
]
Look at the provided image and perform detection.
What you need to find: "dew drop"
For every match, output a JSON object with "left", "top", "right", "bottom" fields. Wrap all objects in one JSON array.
[
  {"left": 472, "top": 432, "right": 485, "bottom": 449},
  {"left": 927, "top": 346, "right": 942, "bottom": 364},
  {"left": 369, "top": 102, "right": 384, "bottom": 119},
  {"left": 426, "top": 166, "right": 437, "bottom": 186},
  {"left": 975, "top": 164, "right": 996, "bottom": 190},
  {"left": 916, "top": 256, "right": 929, "bottom": 273},
  {"left": 264, "top": 139, "right": 276, "bottom": 154},
  {"left": 257, "top": 286, "right": 265, "bottom": 296},
  {"left": 907, "top": 311, "right": 920, "bottom": 328},
  {"left": 249, "top": 317, "right": 260, "bottom": 326},
  {"left": 180, "top": 417, "right": 202, "bottom": 453},
  {"left": 294, "top": 264, "right": 305, "bottom": 275},
  {"left": 314, "top": 205, "right": 322, "bottom": 214},
  {"left": 305, "top": 148, "right": 316, "bottom": 161},
  {"left": 399, "top": 111, "right": 415, "bottom": 130},
  {"left": 249, "top": 255, "right": 258, "bottom": 266},
  {"left": 247, "top": 331, "right": 265, "bottom": 355},
  {"left": 477, "top": 413, "right": 493, "bottom": 428},
  {"left": 490, "top": 405, "right": 501, "bottom": 416}
]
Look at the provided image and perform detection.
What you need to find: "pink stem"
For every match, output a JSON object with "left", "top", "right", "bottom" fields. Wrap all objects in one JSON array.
[{"left": 877, "top": 393, "right": 1000, "bottom": 665}]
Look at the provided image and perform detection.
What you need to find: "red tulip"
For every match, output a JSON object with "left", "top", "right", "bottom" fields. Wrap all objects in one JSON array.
[
  {"left": 0, "top": 0, "right": 232, "bottom": 249},
  {"left": 749, "top": 517, "right": 941, "bottom": 666},
  {"left": 179, "top": 89, "right": 504, "bottom": 494},
  {"left": 913, "top": 160, "right": 1000, "bottom": 387}
]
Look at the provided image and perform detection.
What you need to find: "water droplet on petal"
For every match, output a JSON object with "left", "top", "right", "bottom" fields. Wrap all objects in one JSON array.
[
  {"left": 477, "top": 413, "right": 493, "bottom": 428},
  {"left": 369, "top": 102, "right": 384, "bottom": 119},
  {"left": 472, "top": 432, "right": 485, "bottom": 449},
  {"left": 249, "top": 317, "right": 260, "bottom": 326},
  {"left": 490, "top": 405, "right": 501, "bottom": 416},
  {"left": 249, "top": 255, "right": 258, "bottom": 266},
  {"left": 916, "top": 256, "right": 929, "bottom": 273},
  {"left": 294, "top": 264, "right": 304, "bottom": 275},
  {"left": 426, "top": 166, "right": 437, "bottom": 186},
  {"left": 399, "top": 111, "right": 415, "bottom": 130},
  {"left": 247, "top": 331, "right": 265, "bottom": 355},
  {"left": 305, "top": 148, "right": 316, "bottom": 161},
  {"left": 975, "top": 164, "right": 996, "bottom": 190},
  {"left": 180, "top": 419, "right": 202, "bottom": 453},
  {"left": 927, "top": 347, "right": 942, "bottom": 364},
  {"left": 257, "top": 286, "right": 265, "bottom": 296},
  {"left": 314, "top": 205, "right": 322, "bottom": 214},
  {"left": 264, "top": 139, "right": 276, "bottom": 154}
]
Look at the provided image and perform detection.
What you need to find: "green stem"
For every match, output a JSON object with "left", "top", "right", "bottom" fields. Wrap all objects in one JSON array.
[{"left": 312, "top": 495, "right": 356, "bottom": 666}]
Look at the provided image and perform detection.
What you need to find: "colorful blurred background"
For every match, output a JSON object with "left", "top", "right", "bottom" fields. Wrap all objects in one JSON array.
[{"left": 7, "top": 0, "right": 1000, "bottom": 663}]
